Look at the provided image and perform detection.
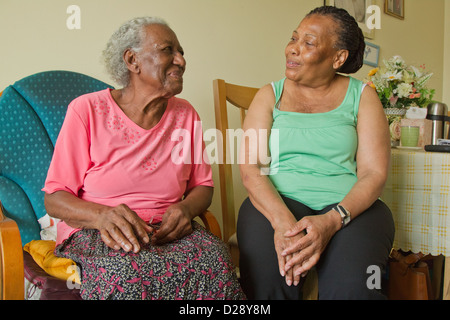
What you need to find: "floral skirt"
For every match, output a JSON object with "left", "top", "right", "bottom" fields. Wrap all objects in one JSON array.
[{"left": 54, "top": 222, "right": 245, "bottom": 300}]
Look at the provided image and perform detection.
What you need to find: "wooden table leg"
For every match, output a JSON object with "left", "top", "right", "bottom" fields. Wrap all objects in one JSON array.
[
  {"left": 432, "top": 255, "right": 444, "bottom": 299},
  {"left": 443, "top": 256, "right": 450, "bottom": 300}
]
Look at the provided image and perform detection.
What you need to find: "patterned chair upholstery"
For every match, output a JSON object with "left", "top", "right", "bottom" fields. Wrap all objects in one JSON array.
[{"left": 0, "top": 70, "right": 113, "bottom": 245}]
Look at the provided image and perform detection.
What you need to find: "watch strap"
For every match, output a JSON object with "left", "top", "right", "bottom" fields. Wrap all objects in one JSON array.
[{"left": 332, "top": 205, "right": 351, "bottom": 229}]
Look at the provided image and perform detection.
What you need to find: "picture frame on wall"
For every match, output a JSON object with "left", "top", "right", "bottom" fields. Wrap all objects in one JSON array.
[
  {"left": 363, "top": 42, "right": 380, "bottom": 67},
  {"left": 384, "top": 0, "right": 404, "bottom": 20},
  {"left": 324, "top": 0, "right": 374, "bottom": 39}
]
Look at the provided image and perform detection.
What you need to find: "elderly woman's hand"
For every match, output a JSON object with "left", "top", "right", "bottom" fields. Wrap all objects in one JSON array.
[
  {"left": 151, "top": 202, "right": 193, "bottom": 245},
  {"left": 97, "top": 203, "right": 153, "bottom": 253},
  {"left": 281, "top": 211, "right": 341, "bottom": 278}
]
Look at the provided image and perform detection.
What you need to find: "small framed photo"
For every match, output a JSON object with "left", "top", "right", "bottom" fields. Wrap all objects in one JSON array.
[
  {"left": 325, "top": 0, "right": 375, "bottom": 39},
  {"left": 385, "top": 0, "right": 404, "bottom": 20},
  {"left": 363, "top": 42, "right": 380, "bottom": 67}
]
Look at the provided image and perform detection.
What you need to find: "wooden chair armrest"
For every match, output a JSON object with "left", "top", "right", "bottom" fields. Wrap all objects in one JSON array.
[
  {"left": 0, "top": 201, "right": 24, "bottom": 300},
  {"left": 199, "top": 210, "right": 222, "bottom": 240}
]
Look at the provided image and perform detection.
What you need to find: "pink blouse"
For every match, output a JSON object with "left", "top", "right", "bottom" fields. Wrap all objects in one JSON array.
[{"left": 43, "top": 89, "right": 213, "bottom": 244}]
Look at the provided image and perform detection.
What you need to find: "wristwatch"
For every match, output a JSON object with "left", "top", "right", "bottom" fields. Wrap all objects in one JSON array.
[{"left": 332, "top": 205, "right": 351, "bottom": 229}]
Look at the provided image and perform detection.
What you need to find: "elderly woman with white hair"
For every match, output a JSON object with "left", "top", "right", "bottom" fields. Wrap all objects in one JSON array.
[{"left": 42, "top": 17, "right": 245, "bottom": 300}]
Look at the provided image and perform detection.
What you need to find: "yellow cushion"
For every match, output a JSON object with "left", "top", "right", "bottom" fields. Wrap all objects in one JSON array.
[{"left": 24, "top": 240, "right": 80, "bottom": 284}]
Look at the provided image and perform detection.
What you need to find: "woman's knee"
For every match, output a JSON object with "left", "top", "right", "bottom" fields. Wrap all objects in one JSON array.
[
  {"left": 237, "top": 198, "right": 274, "bottom": 247},
  {"left": 316, "top": 200, "right": 394, "bottom": 300}
]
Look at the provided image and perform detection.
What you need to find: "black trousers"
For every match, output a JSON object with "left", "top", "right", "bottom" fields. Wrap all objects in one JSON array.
[{"left": 237, "top": 196, "right": 395, "bottom": 300}]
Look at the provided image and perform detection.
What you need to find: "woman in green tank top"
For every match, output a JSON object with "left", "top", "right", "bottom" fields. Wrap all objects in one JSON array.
[{"left": 237, "top": 6, "right": 394, "bottom": 300}]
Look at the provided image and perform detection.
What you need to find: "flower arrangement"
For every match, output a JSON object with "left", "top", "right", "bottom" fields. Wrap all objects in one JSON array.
[
  {"left": 366, "top": 56, "right": 435, "bottom": 145},
  {"left": 366, "top": 55, "right": 435, "bottom": 110}
]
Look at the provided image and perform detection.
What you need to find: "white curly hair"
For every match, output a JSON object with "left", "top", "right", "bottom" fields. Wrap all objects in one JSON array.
[{"left": 102, "top": 16, "right": 169, "bottom": 87}]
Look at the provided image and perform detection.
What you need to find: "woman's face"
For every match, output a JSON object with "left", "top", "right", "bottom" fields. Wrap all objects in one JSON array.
[
  {"left": 285, "top": 14, "right": 342, "bottom": 83},
  {"left": 134, "top": 24, "right": 186, "bottom": 97}
]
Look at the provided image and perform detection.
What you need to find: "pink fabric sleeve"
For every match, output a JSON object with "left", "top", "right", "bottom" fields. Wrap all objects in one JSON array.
[
  {"left": 185, "top": 114, "right": 214, "bottom": 192},
  {"left": 42, "top": 100, "right": 91, "bottom": 196}
]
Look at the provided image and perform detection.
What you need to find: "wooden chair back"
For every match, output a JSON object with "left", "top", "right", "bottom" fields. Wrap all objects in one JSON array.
[{"left": 212, "top": 79, "right": 259, "bottom": 242}]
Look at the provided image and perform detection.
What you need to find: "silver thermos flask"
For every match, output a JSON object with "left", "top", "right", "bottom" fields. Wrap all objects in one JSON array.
[{"left": 427, "top": 102, "right": 448, "bottom": 145}]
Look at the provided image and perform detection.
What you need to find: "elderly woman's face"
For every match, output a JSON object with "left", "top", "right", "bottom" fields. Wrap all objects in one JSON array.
[
  {"left": 134, "top": 24, "right": 186, "bottom": 96},
  {"left": 285, "top": 14, "right": 341, "bottom": 81}
]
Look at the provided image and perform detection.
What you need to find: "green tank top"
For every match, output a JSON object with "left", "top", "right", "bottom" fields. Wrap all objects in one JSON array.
[{"left": 268, "top": 77, "right": 364, "bottom": 210}]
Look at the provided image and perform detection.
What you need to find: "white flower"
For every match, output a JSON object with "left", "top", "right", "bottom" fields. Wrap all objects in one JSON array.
[
  {"left": 410, "top": 65, "right": 423, "bottom": 78},
  {"left": 384, "top": 55, "right": 406, "bottom": 71},
  {"left": 395, "top": 82, "right": 413, "bottom": 98},
  {"left": 382, "top": 70, "right": 403, "bottom": 81},
  {"left": 391, "top": 55, "right": 406, "bottom": 66},
  {"left": 403, "top": 70, "right": 415, "bottom": 85}
]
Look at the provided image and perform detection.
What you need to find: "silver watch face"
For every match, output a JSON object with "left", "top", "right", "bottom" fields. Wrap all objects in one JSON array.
[
  {"left": 335, "top": 205, "right": 350, "bottom": 227},
  {"left": 343, "top": 215, "right": 351, "bottom": 225}
]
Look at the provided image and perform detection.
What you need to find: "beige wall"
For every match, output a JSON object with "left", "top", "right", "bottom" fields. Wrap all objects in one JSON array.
[
  {"left": 1, "top": 0, "right": 447, "bottom": 232},
  {"left": 444, "top": 0, "right": 450, "bottom": 105}
]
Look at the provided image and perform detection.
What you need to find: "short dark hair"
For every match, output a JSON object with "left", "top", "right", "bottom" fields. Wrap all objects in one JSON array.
[{"left": 307, "top": 6, "right": 365, "bottom": 74}]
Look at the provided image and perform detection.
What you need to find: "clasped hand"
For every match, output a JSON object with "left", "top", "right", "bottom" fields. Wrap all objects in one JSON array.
[
  {"left": 275, "top": 212, "right": 340, "bottom": 286},
  {"left": 97, "top": 203, "right": 193, "bottom": 253}
]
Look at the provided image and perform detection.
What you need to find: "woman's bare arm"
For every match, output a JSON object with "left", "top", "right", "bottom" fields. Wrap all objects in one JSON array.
[{"left": 239, "top": 84, "right": 304, "bottom": 286}]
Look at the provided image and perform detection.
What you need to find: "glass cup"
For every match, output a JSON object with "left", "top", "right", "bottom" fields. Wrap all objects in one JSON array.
[{"left": 400, "top": 126, "right": 420, "bottom": 147}]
